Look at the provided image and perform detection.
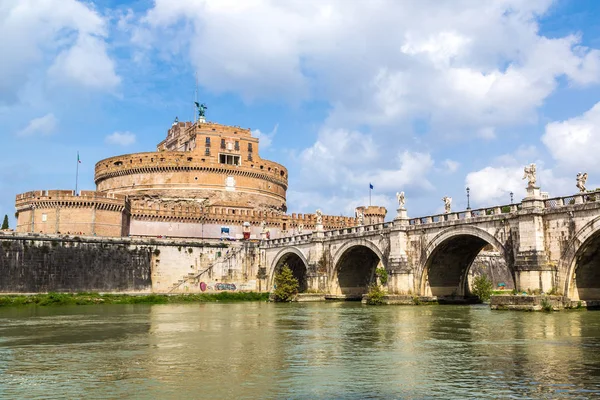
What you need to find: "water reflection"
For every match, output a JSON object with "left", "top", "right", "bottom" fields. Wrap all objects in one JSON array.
[{"left": 0, "top": 303, "right": 599, "bottom": 399}]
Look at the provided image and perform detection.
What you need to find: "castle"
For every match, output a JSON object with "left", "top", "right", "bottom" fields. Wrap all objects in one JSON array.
[{"left": 15, "top": 114, "right": 386, "bottom": 239}]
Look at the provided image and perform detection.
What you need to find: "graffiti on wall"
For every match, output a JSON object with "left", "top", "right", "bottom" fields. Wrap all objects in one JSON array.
[
  {"left": 214, "top": 283, "right": 236, "bottom": 291},
  {"left": 199, "top": 282, "right": 237, "bottom": 291}
]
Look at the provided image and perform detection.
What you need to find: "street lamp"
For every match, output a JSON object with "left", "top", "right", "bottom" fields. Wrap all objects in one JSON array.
[
  {"left": 466, "top": 187, "right": 471, "bottom": 210},
  {"left": 510, "top": 191, "right": 514, "bottom": 204}
]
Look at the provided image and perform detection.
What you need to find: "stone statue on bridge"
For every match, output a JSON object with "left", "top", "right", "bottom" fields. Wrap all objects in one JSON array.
[
  {"left": 396, "top": 191, "right": 405, "bottom": 208},
  {"left": 442, "top": 196, "right": 452, "bottom": 213},
  {"left": 576, "top": 172, "right": 588, "bottom": 193},
  {"left": 315, "top": 209, "right": 323, "bottom": 225},
  {"left": 260, "top": 220, "right": 267, "bottom": 232},
  {"left": 523, "top": 163, "right": 537, "bottom": 188}
]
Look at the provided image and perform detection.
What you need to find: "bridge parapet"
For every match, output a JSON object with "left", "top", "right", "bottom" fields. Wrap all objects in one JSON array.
[
  {"left": 409, "top": 203, "right": 520, "bottom": 226},
  {"left": 544, "top": 190, "right": 600, "bottom": 209}
]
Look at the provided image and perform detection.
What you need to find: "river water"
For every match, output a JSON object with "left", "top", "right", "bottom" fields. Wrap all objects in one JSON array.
[{"left": 0, "top": 303, "right": 599, "bottom": 399}]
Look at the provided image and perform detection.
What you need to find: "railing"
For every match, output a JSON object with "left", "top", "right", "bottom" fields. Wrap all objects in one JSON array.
[
  {"left": 408, "top": 203, "right": 519, "bottom": 226},
  {"left": 544, "top": 190, "right": 600, "bottom": 209},
  {"left": 263, "top": 191, "right": 600, "bottom": 246}
]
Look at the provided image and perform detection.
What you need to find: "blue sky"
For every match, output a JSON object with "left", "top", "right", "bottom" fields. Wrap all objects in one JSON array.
[{"left": 1, "top": 0, "right": 600, "bottom": 226}]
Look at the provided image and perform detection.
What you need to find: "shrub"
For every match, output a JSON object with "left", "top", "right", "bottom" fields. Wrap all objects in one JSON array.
[
  {"left": 375, "top": 267, "right": 388, "bottom": 286},
  {"left": 272, "top": 264, "right": 299, "bottom": 302},
  {"left": 472, "top": 275, "right": 493, "bottom": 302},
  {"left": 366, "top": 283, "right": 385, "bottom": 305},
  {"left": 1, "top": 214, "right": 8, "bottom": 230},
  {"left": 541, "top": 297, "right": 553, "bottom": 312}
]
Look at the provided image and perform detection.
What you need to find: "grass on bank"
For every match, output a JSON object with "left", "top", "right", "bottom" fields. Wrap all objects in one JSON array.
[{"left": 0, "top": 292, "right": 270, "bottom": 307}]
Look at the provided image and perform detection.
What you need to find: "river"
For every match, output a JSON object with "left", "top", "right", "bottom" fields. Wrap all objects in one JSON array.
[{"left": 0, "top": 302, "right": 599, "bottom": 399}]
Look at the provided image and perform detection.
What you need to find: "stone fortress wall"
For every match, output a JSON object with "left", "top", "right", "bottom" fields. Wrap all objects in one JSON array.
[
  {"left": 15, "top": 190, "right": 129, "bottom": 237},
  {"left": 0, "top": 232, "right": 264, "bottom": 294}
]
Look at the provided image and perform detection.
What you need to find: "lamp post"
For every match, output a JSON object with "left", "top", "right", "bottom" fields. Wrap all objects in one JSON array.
[
  {"left": 466, "top": 187, "right": 471, "bottom": 210},
  {"left": 510, "top": 191, "right": 514, "bottom": 205}
]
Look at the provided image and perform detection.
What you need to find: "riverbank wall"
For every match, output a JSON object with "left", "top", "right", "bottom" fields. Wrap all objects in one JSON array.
[{"left": 0, "top": 232, "right": 263, "bottom": 294}]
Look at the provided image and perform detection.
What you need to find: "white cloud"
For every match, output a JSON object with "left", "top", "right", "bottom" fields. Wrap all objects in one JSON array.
[
  {"left": 0, "top": 0, "right": 119, "bottom": 104},
  {"left": 289, "top": 127, "right": 434, "bottom": 213},
  {"left": 442, "top": 159, "right": 460, "bottom": 173},
  {"left": 17, "top": 113, "right": 58, "bottom": 137},
  {"left": 465, "top": 145, "right": 572, "bottom": 207},
  {"left": 105, "top": 131, "right": 136, "bottom": 146},
  {"left": 542, "top": 102, "right": 600, "bottom": 172},
  {"left": 252, "top": 124, "right": 278, "bottom": 150},
  {"left": 477, "top": 127, "right": 496, "bottom": 140},
  {"left": 137, "top": 0, "right": 600, "bottom": 135},
  {"left": 48, "top": 35, "right": 120, "bottom": 90},
  {"left": 466, "top": 165, "right": 524, "bottom": 206}
]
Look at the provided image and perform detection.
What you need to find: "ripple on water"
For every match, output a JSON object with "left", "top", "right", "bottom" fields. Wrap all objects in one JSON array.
[{"left": 0, "top": 303, "right": 599, "bottom": 399}]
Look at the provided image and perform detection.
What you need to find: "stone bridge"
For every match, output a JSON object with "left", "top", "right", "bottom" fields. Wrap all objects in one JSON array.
[{"left": 261, "top": 188, "right": 600, "bottom": 301}]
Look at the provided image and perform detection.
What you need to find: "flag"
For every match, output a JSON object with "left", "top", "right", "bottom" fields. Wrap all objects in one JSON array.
[
  {"left": 77, "top": 152, "right": 81, "bottom": 164},
  {"left": 369, "top": 183, "right": 373, "bottom": 190}
]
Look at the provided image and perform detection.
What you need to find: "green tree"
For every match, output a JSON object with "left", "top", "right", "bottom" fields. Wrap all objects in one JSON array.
[
  {"left": 1, "top": 215, "right": 8, "bottom": 230},
  {"left": 471, "top": 275, "right": 493, "bottom": 302},
  {"left": 366, "top": 283, "right": 385, "bottom": 305},
  {"left": 272, "top": 264, "right": 299, "bottom": 302}
]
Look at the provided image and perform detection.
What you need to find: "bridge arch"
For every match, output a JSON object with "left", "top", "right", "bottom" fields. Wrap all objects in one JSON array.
[
  {"left": 268, "top": 247, "right": 310, "bottom": 293},
  {"left": 420, "top": 225, "right": 513, "bottom": 298},
  {"left": 330, "top": 239, "right": 385, "bottom": 297},
  {"left": 560, "top": 216, "right": 600, "bottom": 300}
]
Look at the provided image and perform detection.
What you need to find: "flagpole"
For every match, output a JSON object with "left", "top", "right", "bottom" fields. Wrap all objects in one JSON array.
[
  {"left": 75, "top": 151, "right": 79, "bottom": 196},
  {"left": 369, "top": 185, "right": 372, "bottom": 206}
]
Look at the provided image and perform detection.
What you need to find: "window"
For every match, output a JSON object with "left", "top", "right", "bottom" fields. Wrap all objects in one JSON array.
[
  {"left": 248, "top": 153, "right": 253, "bottom": 162},
  {"left": 235, "top": 141, "right": 240, "bottom": 151},
  {"left": 205, "top": 148, "right": 210, "bottom": 156},
  {"left": 219, "top": 154, "right": 240, "bottom": 165},
  {"left": 220, "top": 139, "right": 226, "bottom": 149},
  {"left": 205, "top": 137, "right": 211, "bottom": 146},
  {"left": 248, "top": 143, "right": 253, "bottom": 153},
  {"left": 42, "top": 214, "right": 47, "bottom": 222}
]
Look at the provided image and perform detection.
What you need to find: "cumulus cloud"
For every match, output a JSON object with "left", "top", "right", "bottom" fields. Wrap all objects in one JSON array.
[
  {"left": 17, "top": 113, "right": 58, "bottom": 137},
  {"left": 48, "top": 35, "right": 120, "bottom": 90},
  {"left": 288, "top": 127, "right": 435, "bottom": 214},
  {"left": 465, "top": 145, "right": 572, "bottom": 207},
  {"left": 137, "top": 0, "right": 600, "bottom": 134},
  {"left": 105, "top": 131, "right": 136, "bottom": 146},
  {"left": 0, "top": 0, "right": 119, "bottom": 104},
  {"left": 542, "top": 102, "right": 600, "bottom": 172},
  {"left": 252, "top": 124, "right": 278, "bottom": 150}
]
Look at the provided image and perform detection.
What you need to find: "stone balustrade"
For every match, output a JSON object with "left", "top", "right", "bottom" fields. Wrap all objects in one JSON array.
[{"left": 544, "top": 190, "right": 600, "bottom": 209}]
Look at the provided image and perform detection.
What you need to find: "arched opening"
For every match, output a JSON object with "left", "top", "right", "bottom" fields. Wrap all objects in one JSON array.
[
  {"left": 570, "top": 230, "right": 600, "bottom": 301},
  {"left": 334, "top": 245, "right": 381, "bottom": 297},
  {"left": 273, "top": 252, "right": 308, "bottom": 293},
  {"left": 423, "top": 234, "right": 514, "bottom": 300}
]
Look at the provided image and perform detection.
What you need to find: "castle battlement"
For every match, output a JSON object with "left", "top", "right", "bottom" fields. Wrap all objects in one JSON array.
[{"left": 16, "top": 116, "right": 365, "bottom": 240}]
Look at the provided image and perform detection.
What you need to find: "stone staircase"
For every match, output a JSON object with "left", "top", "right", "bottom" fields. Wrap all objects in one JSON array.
[{"left": 167, "top": 245, "right": 244, "bottom": 293}]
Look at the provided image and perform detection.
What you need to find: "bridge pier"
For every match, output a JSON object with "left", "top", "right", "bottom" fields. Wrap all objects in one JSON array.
[
  {"left": 386, "top": 216, "right": 415, "bottom": 294},
  {"left": 514, "top": 187, "right": 555, "bottom": 293}
]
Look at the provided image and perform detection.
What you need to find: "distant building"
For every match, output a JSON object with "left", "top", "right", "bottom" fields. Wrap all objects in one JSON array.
[{"left": 15, "top": 118, "right": 368, "bottom": 238}]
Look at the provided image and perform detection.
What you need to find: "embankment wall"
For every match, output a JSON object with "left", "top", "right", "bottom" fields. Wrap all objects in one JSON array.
[{"left": 0, "top": 233, "right": 263, "bottom": 294}]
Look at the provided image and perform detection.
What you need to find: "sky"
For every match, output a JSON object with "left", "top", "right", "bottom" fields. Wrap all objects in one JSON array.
[{"left": 1, "top": 0, "right": 600, "bottom": 225}]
